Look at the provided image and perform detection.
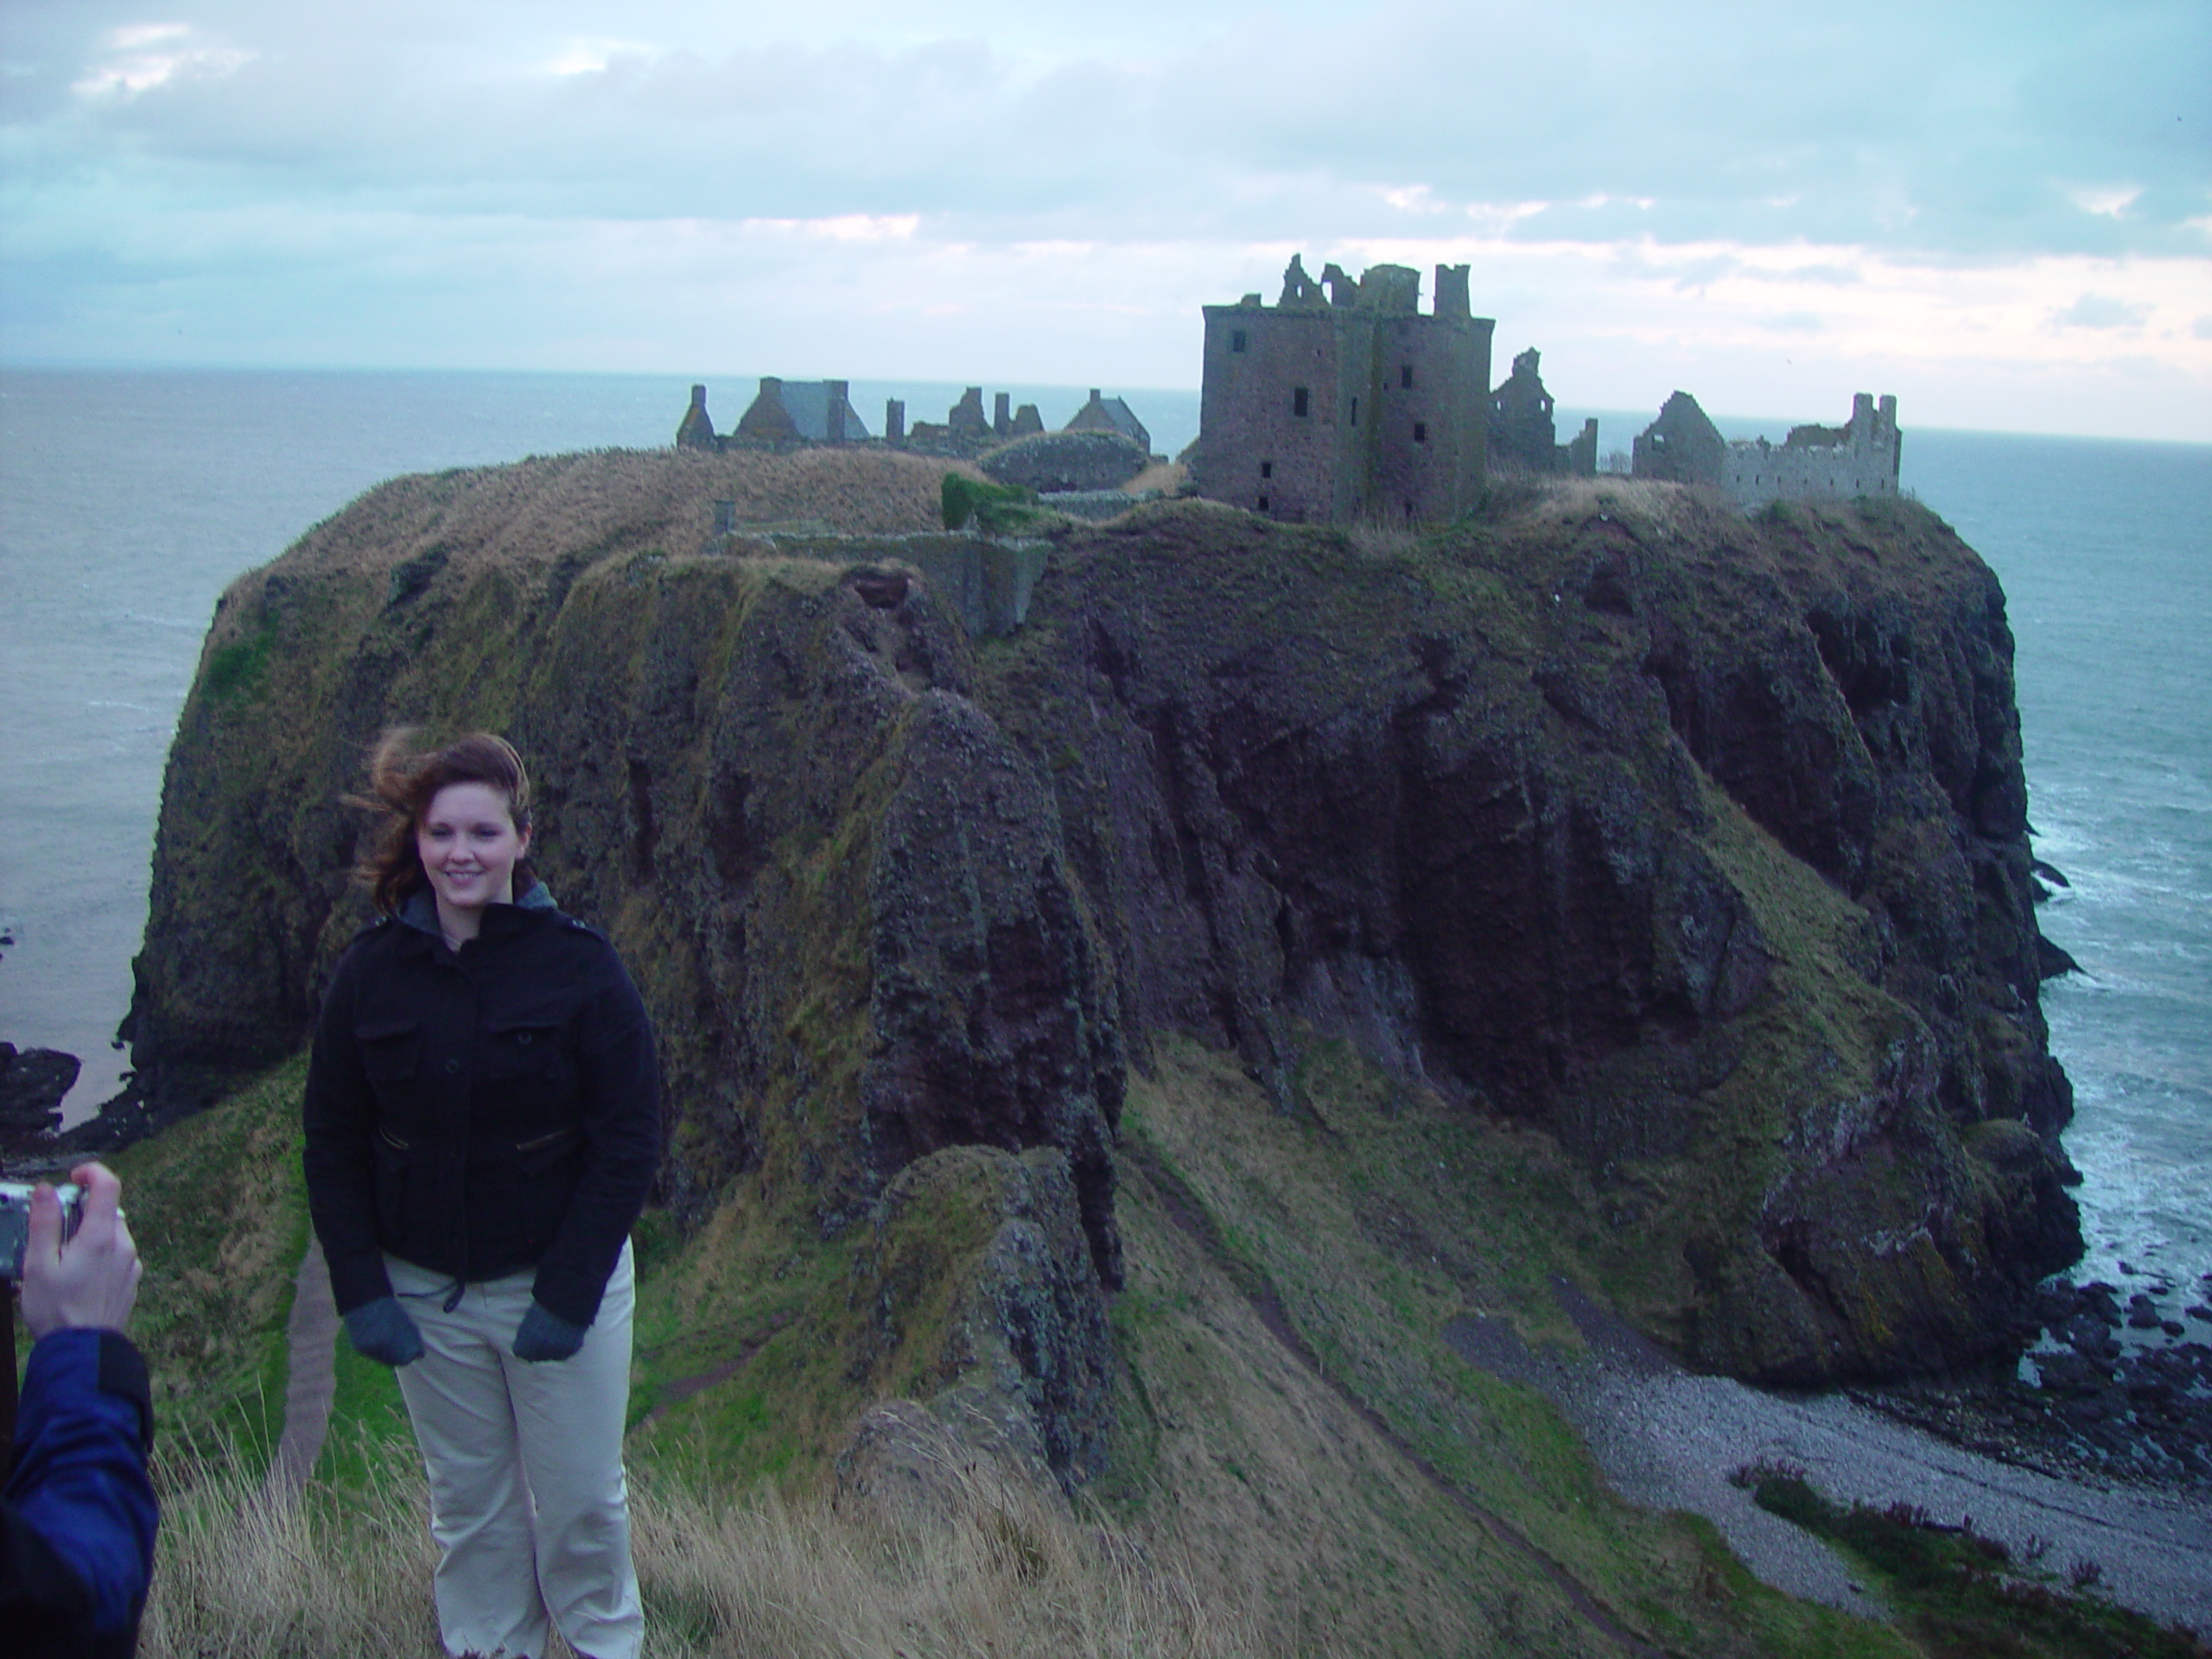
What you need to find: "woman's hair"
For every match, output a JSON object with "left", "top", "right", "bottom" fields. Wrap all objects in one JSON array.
[{"left": 351, "top": 728, "right": 536, "bottom": 916}]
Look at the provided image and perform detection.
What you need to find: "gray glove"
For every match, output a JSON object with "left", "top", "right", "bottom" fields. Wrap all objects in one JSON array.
[
  {"left": 343, "top": 1295, "right": 425, "bottom": 1367},
  {"left": 512, "top": 1301, "right": 586, "bottom": 1363}
]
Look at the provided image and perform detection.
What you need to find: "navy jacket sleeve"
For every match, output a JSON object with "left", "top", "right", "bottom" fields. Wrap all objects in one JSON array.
[
  {"left": 1, "top": 1328, "right": 159, "bottom": 1649},
  {"left": 530, "top": 940, "right": 661, "bottom": 1327},
  {"left": 302, "top": 940, "right": 396, "bottom": 1317}
]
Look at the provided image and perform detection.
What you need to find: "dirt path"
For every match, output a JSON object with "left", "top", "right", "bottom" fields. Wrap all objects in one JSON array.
[
  {"left": 1445, "top": 1281, "right": 2212, "bottom": 1631},
  {"left": 268, "top": 1236, "right": 337, "bottom": 1500}
]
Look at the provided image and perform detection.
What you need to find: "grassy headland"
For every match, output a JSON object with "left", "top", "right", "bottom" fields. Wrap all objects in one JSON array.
[{"left": 84, "top": 448, "right": 2094, "bottom": 1653}]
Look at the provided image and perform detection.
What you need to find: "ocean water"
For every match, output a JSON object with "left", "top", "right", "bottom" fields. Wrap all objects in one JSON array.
[{"left": 0, "top": 369, "right": 2202, "bottom": 1306}]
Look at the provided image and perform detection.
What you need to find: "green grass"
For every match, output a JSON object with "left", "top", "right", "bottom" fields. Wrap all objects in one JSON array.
[
  {"left": 104, "top": 1058, "right": 311, "bottom": 1470},
  {"left": 1113, "top": 1032, "right": 1912, "bottom": 1658},
  {"left": 203, "top": 622, "right": 276, "bottom": 702},
  {"left": 1745, "top": 1465, "right": 2209, "bottom": 1659}
]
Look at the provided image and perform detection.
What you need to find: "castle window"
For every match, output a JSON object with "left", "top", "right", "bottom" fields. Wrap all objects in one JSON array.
[
  {"left": 1260, "top": 461, "right": 1273, "bottom": 478},
  {"left": 1231, "top": 329, "right": 1248, "bottom": 353},
  {"left": 1401, "top": 364, "right": 1414, "bottom": 388},
  {"left": 1258, "top": 495, "right": 1270, "bottom": 512},
  {"left": 1414, "top": 422, "right": 1427, "bottom": 442},
  {"left": 1293, "top": 386, "right": 1310, "bottom": 417},
  {"left": 1350, "top": 397, "right": 1358, "bottom": 427}
]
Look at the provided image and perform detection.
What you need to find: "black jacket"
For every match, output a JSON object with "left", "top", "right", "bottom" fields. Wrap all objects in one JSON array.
[{"left": 303, "top": 887, "right": 661, "bottom": 1328}]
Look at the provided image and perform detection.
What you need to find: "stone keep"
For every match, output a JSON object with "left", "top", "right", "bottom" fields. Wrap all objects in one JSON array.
[{"left": 1194, "top": 256, "right": 1496, "bottom": 526}]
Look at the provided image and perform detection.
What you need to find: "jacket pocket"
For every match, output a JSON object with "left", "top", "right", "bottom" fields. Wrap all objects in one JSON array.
[
  {"left": 480, "top": 1016, "right": 565, "bottom": 1082},
  {"left": 354, "top": 1017, "right": 420, "bottom": 1083},
  {"left": 515, "top": 1123, "right": 584, "bottom": 1176}
]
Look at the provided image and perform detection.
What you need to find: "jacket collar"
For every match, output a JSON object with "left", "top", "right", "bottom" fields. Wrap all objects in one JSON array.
[{"left": 396, "top": 880, "right": 557, "bottom": 950}]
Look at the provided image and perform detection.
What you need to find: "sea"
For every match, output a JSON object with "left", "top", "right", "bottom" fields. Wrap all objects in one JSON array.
[{"left": 2, "top": 368, "right": 2206, "bottom": 1310}]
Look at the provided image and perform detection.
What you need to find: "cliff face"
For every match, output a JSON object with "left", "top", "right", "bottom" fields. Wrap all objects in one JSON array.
[
  {"left": 123, "top": 451, "right": 2077, "bottom": 1396},
  {"left": 982, "top": 486, "right": 2078, "bottom": 1381}
]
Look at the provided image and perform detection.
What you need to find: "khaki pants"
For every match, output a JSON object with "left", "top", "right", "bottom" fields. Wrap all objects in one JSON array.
[{"left": 388, "top": 1243, "right": 642, "bottom": 1659}]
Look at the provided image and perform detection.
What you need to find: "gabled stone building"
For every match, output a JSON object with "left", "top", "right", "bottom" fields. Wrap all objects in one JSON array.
[
  {"left": 1487, "top": 347, "right": 1598, "bottom": 477},
  {"left": 1192, "top": 255, "right": 1496, "bottom": 526},
  {"left": 676, "top": 379, "right": 872, "bottom": 450},
  {"left": 1066, "top": 389, "right": 1151, "bottom": 455},
  {"left": 734, "top": 377, "right": 870, "bottom": 446}
]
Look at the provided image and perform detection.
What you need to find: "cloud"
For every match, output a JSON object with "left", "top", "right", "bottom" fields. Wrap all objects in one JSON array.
[
  {"left": 6, "top": 0, "right": 2204, "bottom": 257},
  {"left": 2052, "top": 293, "right": 2151, "bottom": 329},
  {"left": 71, "top": 21, "right": 254, "bottom": 98},
  {"left": 538, "top": 38, "right": 658, "bottom": 77},
  {"left": 740, "top": 213, "right": 920, "bottom": 243},
  {"left": 2068, "top": 184, "right": 2143, "bottom": 218}
]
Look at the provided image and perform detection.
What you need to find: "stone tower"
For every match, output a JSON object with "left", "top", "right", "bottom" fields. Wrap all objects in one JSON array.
[{"left": 1192, "top": 256, "right": 1495, "bottom": 526}]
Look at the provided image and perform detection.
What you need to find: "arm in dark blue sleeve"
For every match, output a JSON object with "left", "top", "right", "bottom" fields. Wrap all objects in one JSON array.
[
  {"left": 302, "top": 942, "right": 397, "bottom": 1316},
  {"left": 531, "top": 944, "right": 661, "bottom": 1327},
  {"left": 2, "top": 1328, "right": 159, "bottom": 1642}
]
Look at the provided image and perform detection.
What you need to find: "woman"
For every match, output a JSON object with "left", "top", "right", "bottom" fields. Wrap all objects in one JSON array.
[{"left": 304, "top": 731, "right": 659, "bottom": 1659}]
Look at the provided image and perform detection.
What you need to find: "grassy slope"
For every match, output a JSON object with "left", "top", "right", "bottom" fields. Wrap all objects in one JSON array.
[
  {"left": 86, "top": 1045, "right": 1911, "bottom": 1657},
  {"left": 104, "top": 1058, "right": 308, "bottom": 1467},
  {"left": 1109, "top": 1033, "right": 1910, "bottom": 1658}
]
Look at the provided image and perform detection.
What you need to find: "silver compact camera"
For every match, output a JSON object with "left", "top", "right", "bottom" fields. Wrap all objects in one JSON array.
[{"left": 0, "top": 1181, "right": 84, "bottom": 1281}]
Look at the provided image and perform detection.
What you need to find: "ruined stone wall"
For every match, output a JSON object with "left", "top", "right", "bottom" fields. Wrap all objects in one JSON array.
[{"left": 1723, "top": 394, "right": 1902, "bottom": 510}]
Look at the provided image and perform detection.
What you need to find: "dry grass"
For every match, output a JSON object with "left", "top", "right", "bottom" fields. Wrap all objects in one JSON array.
[
  {"left": 1123, "top": 460, "right": 1186, "bottom": 495},
  {"left": 276, "top": 445, "right": 971, "bottom": 582},
  {"left": 140, "top": 1424, "right": 1255, "bottom": 1659}
]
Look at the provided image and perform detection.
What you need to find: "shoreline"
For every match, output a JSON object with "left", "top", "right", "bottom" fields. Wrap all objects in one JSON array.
[
  {"left": 1847, "top": 1272, "right": 2212, "bottom": 1495},
  {"left": 1446, "top": 1281, "right": 2212, "bottom": 1630}
]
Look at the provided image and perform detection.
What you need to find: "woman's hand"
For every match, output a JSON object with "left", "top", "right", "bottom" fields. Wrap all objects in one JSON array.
[
  {"left": 343, "top": 1295, "right": 426, "bottom": 1366},
  {"left": 512, "top": 1301, "right": 586, "bottom": 1362}
]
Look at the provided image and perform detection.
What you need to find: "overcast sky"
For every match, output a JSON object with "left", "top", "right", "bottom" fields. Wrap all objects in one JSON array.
[{"left": 3, "top": 1, "right": 2207, "bottom": 438}]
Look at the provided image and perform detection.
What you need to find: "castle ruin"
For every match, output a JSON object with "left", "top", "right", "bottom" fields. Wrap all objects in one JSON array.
[
  {"left": 1631, "top": 390, "right": 1902, "bottom": 509},
  {"left": 1191, "top": 256, "right": 1495, "bottom": 525},
  {"left": 1486, "top": 347, "right": 1598, "bottom": 478},
  {"left": 677, "top": 379, "right": 872, "bottom": 450},
  {"left": 675, "top": 276, "right": 1901, "bottom": 528}
]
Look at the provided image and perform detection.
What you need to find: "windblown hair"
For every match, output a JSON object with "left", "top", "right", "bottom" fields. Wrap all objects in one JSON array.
[{"left": 350, "top": 728, "right": 536, "bottom": 916}]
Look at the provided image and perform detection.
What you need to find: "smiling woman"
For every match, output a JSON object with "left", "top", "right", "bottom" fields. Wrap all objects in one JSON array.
[{"left": 304, "top": 727, "right": 662, "bottom": 1659}]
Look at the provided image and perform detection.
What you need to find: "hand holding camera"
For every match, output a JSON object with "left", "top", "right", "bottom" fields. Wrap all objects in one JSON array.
[{"left": 12, "top": 1162, "right": 142, "bottom": 1338}]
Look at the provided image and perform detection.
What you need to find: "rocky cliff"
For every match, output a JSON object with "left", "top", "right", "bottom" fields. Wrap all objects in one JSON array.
[
  {"left": 118, "top": 449, "right": 2079, "bottom": 1434},
  {"left": 982, "top": 484, "right": 2080, "bottom": 1382}
]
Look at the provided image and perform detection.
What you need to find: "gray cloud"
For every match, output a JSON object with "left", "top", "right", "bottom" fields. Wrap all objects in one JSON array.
[
  {"left": 5, "top": 0, "right": 2204, "bottom": 255},
  {"left": 2053, "top": 293, "right": 2152, "bottom": 330}
]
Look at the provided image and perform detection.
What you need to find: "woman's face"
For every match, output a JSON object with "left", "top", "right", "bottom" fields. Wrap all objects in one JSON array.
[{"left": 417, "top": 782, "right": 531, "bottom": 918}]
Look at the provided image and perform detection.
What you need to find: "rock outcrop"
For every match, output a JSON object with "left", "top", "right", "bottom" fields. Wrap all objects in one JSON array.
[
  {"left": 0, "top": 1042, "right": 78, "bottom": 1154},
  {"left": 115, "top": 452, "right": 2078, "bottom": 1413}
]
